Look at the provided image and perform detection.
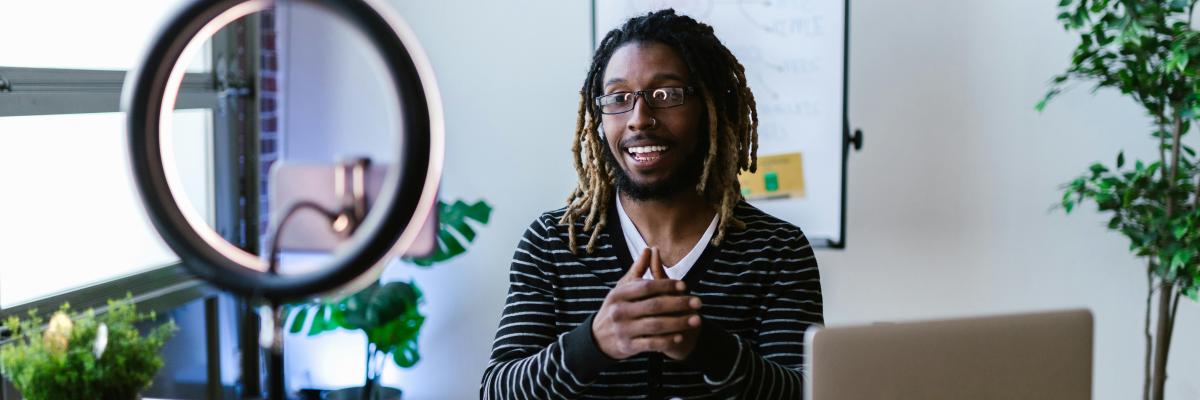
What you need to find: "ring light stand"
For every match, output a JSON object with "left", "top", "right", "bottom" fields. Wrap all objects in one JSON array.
[{"left": 124, "top": 1, "right": 443, "bottom": 398}]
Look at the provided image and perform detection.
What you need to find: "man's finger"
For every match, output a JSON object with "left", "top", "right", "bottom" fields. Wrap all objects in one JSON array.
[
  {"left": 650, "top": 247, "right": 668, "bottom": 280},
  {"left": 610, "top": 279, "right": 686, "bottom": 303},
  {"left": 627, "top": 335, "right": 680, "bottom": 354},
  {"left": 623, "top": 295, "right": 700, "bottom": 318},
  {"left": 625, "top": 314, "right": 698, "bottom": 337},
  {"left": 620, "top": 247, "right": 652, "bottom": 283}
]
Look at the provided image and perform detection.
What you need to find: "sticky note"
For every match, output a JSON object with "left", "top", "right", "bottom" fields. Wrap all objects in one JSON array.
[{"left": 736, "top": 152, "right": 805, "bottom": 200}]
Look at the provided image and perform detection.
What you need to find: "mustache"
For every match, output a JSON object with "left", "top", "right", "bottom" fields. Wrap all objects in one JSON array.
[{"left": 618, "top": 134, "right": 675, "bottom": 148}]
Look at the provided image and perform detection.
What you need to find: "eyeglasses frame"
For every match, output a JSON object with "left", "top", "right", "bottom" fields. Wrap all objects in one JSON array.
[{"left": 593, "top": 86, "right": 697, "bottom": 115}]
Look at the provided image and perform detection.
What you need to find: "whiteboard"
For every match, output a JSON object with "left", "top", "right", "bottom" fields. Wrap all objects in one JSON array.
[{"left": 593, "top": 0, "right": 848, "bottom": 247}]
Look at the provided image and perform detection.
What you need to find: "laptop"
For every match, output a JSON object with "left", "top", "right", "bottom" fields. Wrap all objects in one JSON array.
[{"left": 804, "top": 309, "right": 1093, "bottom": 400}]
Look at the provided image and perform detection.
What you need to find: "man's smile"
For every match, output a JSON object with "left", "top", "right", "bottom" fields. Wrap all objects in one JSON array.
[{"left": 625, "top": 144, "right": 671, "bottom": 165}]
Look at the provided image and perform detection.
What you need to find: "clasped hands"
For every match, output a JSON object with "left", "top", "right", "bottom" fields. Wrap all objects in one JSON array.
[{"left": 592, "top": 247, "right": 702, "bottom": 360}]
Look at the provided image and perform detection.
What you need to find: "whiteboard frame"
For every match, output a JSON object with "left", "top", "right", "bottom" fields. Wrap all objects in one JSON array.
[{"left": 589, "top": 0, "right": 853, "bottom": 249}]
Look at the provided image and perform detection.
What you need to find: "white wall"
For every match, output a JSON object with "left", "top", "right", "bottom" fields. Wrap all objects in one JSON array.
[
  {"left": 276, "top": 1, "right": 589, "bottom": 398},
  {"left": 826, "top": 0, "right": 1200, "bottom": 399},
  {"left": 286, "top": 0, "right": 1200, "bottom": 399},
  {"left": 377, "top": 1, "right": 589, "bottom": 398},
  {"left": 280, "top": 0, "right": 402, "bottom": 164}
]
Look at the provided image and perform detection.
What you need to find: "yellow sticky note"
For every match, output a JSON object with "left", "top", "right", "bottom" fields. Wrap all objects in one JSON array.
[{"left": 737, "top": 152, "right": 805, "bottom": 200}]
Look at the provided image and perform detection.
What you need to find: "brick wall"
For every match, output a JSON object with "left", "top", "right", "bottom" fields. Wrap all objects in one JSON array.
[{"left": 259, "top": 10, "right": 279, "bottom": 240}]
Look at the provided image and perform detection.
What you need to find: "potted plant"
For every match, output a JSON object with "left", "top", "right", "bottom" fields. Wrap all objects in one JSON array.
[
  {"left": 0, "top": 295, "right": 178, "bottom": 400},
  {"left": 1040, "top": 1, "right": 1200, "bottom": 399},
  {"left": 288, "top": 199, "right": 491, "bottom": 400},
  {"left": 290, "top": 280, "right": 423, "bottom": 400}
]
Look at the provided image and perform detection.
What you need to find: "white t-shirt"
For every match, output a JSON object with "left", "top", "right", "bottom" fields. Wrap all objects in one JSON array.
[{"left": 615, "top": 195, "right": 718, "bottom": 281}]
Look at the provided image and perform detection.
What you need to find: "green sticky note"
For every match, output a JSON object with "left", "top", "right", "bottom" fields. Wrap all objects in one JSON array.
[{"left": 764, "top": 172, "right": 779, "bottom": 192}]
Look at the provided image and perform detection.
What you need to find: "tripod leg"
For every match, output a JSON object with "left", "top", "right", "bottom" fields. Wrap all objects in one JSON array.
[{"left": 267, "top": 302, "right": 286, "bottom": 400}]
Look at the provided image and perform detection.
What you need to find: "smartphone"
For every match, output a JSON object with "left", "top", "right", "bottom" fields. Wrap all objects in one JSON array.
[{"left": 267, "top": 160, "right": 437, "bottom": 258}]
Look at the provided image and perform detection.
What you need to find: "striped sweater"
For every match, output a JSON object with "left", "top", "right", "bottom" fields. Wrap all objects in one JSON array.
[{"left": 481, "top": 201, "right": 823, "bottom": 399}]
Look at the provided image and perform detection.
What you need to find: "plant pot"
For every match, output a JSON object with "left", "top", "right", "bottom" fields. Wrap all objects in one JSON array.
[{"left": 319, "top": 386, "right": 402, "bottom": 400}]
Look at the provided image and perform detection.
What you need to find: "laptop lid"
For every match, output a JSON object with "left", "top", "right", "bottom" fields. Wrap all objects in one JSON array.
[{"left": 803, "top": 309, "right": 1093, "bottom": 400}]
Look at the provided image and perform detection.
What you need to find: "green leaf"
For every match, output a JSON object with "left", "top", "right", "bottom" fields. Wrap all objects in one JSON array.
[
  {"left": 340, "top": 285, "right": 377, "bottom": 330},
  {"left": 308, "top": 305, "right": 335, "bottom": 336},
  {"left": 288, "top": 307, "right": 309, "bottom": 334},
  {"left": 1171, "top": 249, "right": 1193, "bottom": 272},
  {"left": 370, "top": 281, "right": 421, "bottom": 323},
  {"left": 330, "top": 304, "right": 346, "bottom": 328},
  {"left": 1116, "top": 151, "right": 1125, "bottom": 168},
  {"left": 1098, "top": 177, "right": 1117, "bottom": 190},
  {"left": 390, "top": 328, "right": 422, "bottom": 368},
  {"left": 353, "top": 281, "right": 425, "bottom": 369},
  {"left": 439, "top": 230, "right": 466, "bottom": 254},
  {"left": 1061, "top": 190, "right": 1077, "bottom": 213},
  {"left": 406, "top": 199, "right": 493, "bottom": 267}
]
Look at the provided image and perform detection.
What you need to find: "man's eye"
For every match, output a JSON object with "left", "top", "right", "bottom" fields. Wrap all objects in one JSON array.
[
  {"left": 652, "top": 89, "right": 670, "bottom": 101},
  {"left": 612, "top": 93, "right": 632, "bottom": 103}
]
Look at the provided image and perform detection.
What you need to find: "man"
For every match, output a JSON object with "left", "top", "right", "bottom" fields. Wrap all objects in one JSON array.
[{"left": 481, "top": 9, "right": 822, "bottom": 399}]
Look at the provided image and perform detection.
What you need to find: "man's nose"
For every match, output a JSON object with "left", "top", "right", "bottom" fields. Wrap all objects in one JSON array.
[{"left": 626, "top": 95, "right": 657, "bottom": 131}]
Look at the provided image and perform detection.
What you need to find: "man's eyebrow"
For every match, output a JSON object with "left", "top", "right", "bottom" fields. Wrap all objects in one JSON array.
[
  {"left": 652, "top": 73, "right": 687, "bottom": 83},
  {"left": 603, "top": 73, "right": 688, "bottom": 88},
  {"left": 604, "top": 78, "right": 627, "bottom": 88}
]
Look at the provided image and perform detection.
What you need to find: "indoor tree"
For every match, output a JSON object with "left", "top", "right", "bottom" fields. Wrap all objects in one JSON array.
[{"left": 1040, "top": 1, "right": 1200, "bottom": 399}]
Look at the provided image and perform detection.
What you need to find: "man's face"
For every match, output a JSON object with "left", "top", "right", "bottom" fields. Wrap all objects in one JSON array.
[{"left": 599, "top": 41, "right": 706, "bottom": 201}]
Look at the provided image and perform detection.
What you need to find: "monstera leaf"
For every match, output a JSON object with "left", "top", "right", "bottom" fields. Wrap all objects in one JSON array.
[
  {"left": 287, "top": 281, "right": 424, "bottom": 363},
  {"left": 362, "top": 282, "right": 424, "bottom": 368},
  {"left": 406, "top": 200, "right": 492, "bottom": 267}
]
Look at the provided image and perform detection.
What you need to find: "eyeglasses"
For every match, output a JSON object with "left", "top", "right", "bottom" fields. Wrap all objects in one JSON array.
[{"left": 593, "top": 86, "right": 695, "bottom": 115}]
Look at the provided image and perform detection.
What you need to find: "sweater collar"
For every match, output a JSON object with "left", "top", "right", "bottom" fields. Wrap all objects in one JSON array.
[{"left": 601, "top": 196, "right": 720, "bottom": 289}]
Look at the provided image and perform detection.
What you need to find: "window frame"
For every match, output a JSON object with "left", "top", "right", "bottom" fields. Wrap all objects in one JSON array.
[
  {"left": 0, "top": 67, "right": 217, "bottom": 116},
  {"left": 0, "top": 29, "right": 258, "bottom": 321}
]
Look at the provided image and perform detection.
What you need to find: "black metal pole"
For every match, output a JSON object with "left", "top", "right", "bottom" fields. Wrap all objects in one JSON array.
[
  {"left": 240, "top": 299, "right": 262, "bottom": 398},
  {"left": 267, "top": 301, "right": 286, "bottom": 400},
  {"left": 205, "top": 296, "right": 223, "bottom": 400}
]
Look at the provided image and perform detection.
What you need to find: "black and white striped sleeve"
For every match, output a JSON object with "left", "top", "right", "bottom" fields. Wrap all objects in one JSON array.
[
  {"left": 480, "top": 217, "right": 616, "bottom": 399},
  {"left": 683, "top": 229, "right": 823, "bottom": 399}
]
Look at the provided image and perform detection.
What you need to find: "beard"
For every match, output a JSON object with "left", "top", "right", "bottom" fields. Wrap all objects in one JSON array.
[{"left": 601, "top": 139, "right": 706, "bottom": 202}]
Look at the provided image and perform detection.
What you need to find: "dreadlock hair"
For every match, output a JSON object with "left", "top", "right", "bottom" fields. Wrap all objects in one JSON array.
[{"left": 560, "top": 8, "right": 759, "bottom": 254}]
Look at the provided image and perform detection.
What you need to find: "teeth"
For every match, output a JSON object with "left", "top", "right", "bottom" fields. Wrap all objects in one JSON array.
[{"left": 628, "top": 145, "right": 668, "bottom": 154}]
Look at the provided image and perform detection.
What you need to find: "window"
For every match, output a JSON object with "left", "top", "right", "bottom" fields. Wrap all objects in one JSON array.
[
  {"left": 0, "top": 111, "right": 211, "bottom": 308},
  {"left": 0, "top": 1, "right": 241, "bottom": 310},
  {"left": 0, "top": 1, "right": 205, "bottom": 71}
]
